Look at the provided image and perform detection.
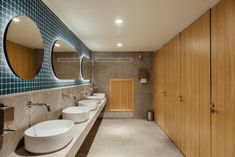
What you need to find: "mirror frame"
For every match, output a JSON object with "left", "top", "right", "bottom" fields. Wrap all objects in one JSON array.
[
  {"left": 51, "top": 39, "right": 81, "bottom": 80},
  {"left": 3, "top": 16, "right": 44, "bottom": 80},
  {"left": 81, "top": 56, "right": 92, "bottom": 81}
]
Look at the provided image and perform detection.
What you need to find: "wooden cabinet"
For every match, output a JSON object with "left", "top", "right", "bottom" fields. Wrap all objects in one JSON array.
[
  {"left": 153, "top": 48, "right": 165, "bottom": 129},
  {"left": 211, "top": 0, "right": 235, "bottom": 157},
  {"left": 164, "top": 35, "right": 181, "bottom": 148},
  {"left": 180, "top": 11, "right": 210, "bottom": 157},
  {"left": 109, "top": 79, "right": 134, "bottom": 112}
]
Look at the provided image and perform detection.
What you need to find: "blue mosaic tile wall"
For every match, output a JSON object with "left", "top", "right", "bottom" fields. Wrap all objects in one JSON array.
[{"left": 0, "top": 0, "right": 91, "bottom": 95}]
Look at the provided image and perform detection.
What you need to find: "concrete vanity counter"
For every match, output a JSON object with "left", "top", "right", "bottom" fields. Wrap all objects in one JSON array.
[{"left": 9, "top": 98, "right": 107, "bottom": 157}]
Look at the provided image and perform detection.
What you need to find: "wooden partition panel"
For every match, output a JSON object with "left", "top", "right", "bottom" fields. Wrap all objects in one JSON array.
[
  {"left": 180, "top": 11, "right": 210, "bottom": 157},
  {"left": 6, "top": 41, "right": 38, "bottom": 79},
  {"left": 164, "top": 35, "right": 181, "bottom": 148},
  {"left": 153, "top": 53, "right": 158, "bottom": 122},
  {"left": 153, "top": 48, "right": 165, "bottom": 129},
  {"left": 211, "top": 0, "right": 235, "bottom": 157},
  {"left": 109, "top": 79, "right": 134, "bottom": 112}
]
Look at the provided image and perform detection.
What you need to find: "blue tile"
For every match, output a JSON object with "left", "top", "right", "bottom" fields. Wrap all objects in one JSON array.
[{"left": 0, "top": 0, "right": 91, "bottom": 95}]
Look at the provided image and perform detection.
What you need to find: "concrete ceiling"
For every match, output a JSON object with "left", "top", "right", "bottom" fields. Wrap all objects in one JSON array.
[
  {"left": 43, "top": 0, "right": 219, "bottom": 52},
  {"left": 54, "top": 40, "right": 76, "bottom": 52}
]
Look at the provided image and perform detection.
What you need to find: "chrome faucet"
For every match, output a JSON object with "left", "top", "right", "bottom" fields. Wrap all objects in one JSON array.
[
  {"left": 27, "top": 101, "right": 51, "bottom": 112},
  {"left": 80, "top": 90, "right": 89, "bottom": 98},
  {"left": 62, "top": 93, "right": 77, "bottom": 101},
  {"left": 62, "top": 93, "right": 79, "bottom": 106},
  {"left": 3, "top": 128, "right": 16, "bottom": 132}
]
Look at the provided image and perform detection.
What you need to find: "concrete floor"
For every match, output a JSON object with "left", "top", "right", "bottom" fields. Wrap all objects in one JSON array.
[{"left": 76, "top": 119, "right": 184, "bottom": 157}]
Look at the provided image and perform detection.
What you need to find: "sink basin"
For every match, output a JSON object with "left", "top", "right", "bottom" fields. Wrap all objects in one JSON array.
[
  {"left": 78, "top": 100, "right": 98, "bottom": 111},
  {"left": 86, "top": 95, "right": 103, "bottom": 103},
  {"left": 93, "top": 93, "right": 106, "bottom": 99},
  {"left": 24, "top": 120, "right": 74, "bottom": 154},
  {"left": 62, "top": 106, "right": 90, "bottom": 123}
]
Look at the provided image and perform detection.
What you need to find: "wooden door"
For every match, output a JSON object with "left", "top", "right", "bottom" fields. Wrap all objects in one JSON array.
[
  {"left": 211, "top": 0, "right": 235, "bottom": 156},
  {"left": 153, "top": 52, "right": 158, "bottom": 123},
  {"left": 180, "top": 11, "right": 210, "bottom": 157},
  {"left": 153, "top": 48, "right": 165, "bottom": 129},
  {"left": 164, "top": 35, "right": 181, "bottom": 148},
  {"left": 109, "top": 79, "right": 134, "bottom": 112}
]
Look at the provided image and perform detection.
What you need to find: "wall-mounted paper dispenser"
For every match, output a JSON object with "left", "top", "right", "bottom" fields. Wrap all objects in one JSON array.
[
  {"left": 138, "top": 68, "right": 148, "bottom": 84},
  {"left": 0, "top": 104, "right": 14, "bottom": 135},
  {"left": 0, "top": 104, "right": 15, "bottom": 150}
]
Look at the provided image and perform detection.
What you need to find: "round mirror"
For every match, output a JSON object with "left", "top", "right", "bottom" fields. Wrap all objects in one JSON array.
[
  {"left": 81, "top": 57, "right": 92, "bottom": 80},
  {"left": 4, "top": 16, "right": 44, "bottom": 80},
  {"left": 52, "top": 40, "right": 81, "bottom": 80}
]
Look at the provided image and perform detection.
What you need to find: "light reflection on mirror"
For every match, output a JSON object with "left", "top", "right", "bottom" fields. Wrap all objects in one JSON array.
[
  {"left": 81, "top": 57, "right": 92, "bottom": 81},
  {"left": 52, "top": 40, "right": 81, "bottom": 80},
  {"left": 4, "top": 16, "right": 44, "bottom": 80}
]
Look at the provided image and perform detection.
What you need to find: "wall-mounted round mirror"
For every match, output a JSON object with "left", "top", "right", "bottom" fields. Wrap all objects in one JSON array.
[
  {"left": 4, "top": 16, "right": 44, "bottom": 80},
  {"left": 81, "top": 57, "right": 92, "bottom": 80},
  {"left": 52, "top": 40, "right": 81, "bottom": 80}
]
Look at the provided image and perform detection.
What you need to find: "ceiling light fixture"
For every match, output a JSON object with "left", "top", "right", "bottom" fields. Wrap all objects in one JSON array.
[
  {"left": 13, "top": 18, "right": 20, "bottom": 22},
  {"left": 115, "top": 19, "right": 123, "bottom": 24},
  {"left": 116, "top": 43, "right": 123, "bottom": 47},
  {"left": 55, "top": 43, "right": 60, "bottom": 47}
]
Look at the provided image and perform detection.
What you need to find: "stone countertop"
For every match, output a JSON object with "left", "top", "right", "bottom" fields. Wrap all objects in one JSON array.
[{"left": 8, "top": 98, "right": 107, "bottom": 157}]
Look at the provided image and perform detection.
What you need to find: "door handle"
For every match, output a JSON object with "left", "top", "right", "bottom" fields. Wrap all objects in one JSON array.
[
  {"left": 210, "top": 103, "right": 216, "bottom": 113},
  {"left": 163, "top": 91, "right": 166, "bottom": 96},
  {"left": 179, "top": 95, "right": 183, "bottom": 102}
]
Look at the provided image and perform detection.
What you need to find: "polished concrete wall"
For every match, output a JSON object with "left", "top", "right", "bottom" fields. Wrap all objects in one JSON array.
[
  {"left": 92, "top": 52, "right": 153, "bottom": 119},
  {"left": 0, "top": 85, "right": 92, "bottom": 157}
]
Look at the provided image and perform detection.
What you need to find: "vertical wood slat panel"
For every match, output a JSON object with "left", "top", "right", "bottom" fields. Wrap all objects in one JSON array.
[
  {"left": 153, "top": 48, "right": 165, "bottom": 129},
  {"left": 6, "top": 40, "right": 38, "bottom": 79},
  {"left": 180, "top": 11, "right": 210, "bottom": 157},
  {"left": 211, "top": 0, "right": 235, "bottom": 157},
  {"left": 109, "top": 79, "right": 134, "bottom": 112},
  {"left": 164, "top": 34, "right": 181, "bottom": 148}
]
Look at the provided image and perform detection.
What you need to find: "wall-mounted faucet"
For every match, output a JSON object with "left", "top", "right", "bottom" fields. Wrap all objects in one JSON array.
[
  {"left": 62, "top": 93, "right": 77, "bottom": 101},
  {"left": 62, "top": 93, "right": 79, "bottom": 106},
  {"left": 27, "top": 101, "right": 51, "bottom": 112},
  {"left": 80, "top": 90, "right": 89, "bottom": 98}
]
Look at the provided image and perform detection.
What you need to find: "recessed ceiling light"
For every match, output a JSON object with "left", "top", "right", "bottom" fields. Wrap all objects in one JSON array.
[
  {"left": 55, "top": 43, "right": 60, "bottom": 47},
  {"left": 117, "top": 43, "right": 123, "bottom": 47},
  {"left": 13, "top": 18, "right": 20, "bottom": 22},
  {"left": 115, "top": 19, "right": 123, "bottom": 24}
]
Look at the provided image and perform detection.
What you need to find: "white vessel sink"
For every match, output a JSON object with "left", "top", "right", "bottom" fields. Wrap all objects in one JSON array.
[
  {"left": 93, "top": 93, "right": 106, "bottom": 99},
  {"left": 78, "top": 100, "right": 98, "bottom": 111},
  {"left": 24, "top": 120, "right": 74, "bottom": 154},
  {"left": 62, "top": 106, "right": 90, "bottom": 123},
  {"left": 86, "top": 95, "right": 104, "bottom": 103}
]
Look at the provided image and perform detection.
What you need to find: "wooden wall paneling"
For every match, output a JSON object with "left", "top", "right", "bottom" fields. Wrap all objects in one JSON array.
[
  {"left": 180, "top": 11, "right": 210, "bottom": 157},
  {"left": 6, "top": 41, "right": 37, "bottom": 79},
  {"left": 211, "top": 0, "right": 235, "bottom": 156},
  {"left": 164, "top": 35, "right": 181, "bottom": 148},
  {"left": 155, "top": 48, "right": 165, "bottom": 129},
  {"left": 198, "top": 11, "right": 211, "bottom": 157},
  {"left": 109, "top": 79, "right": 134, "bottom": 112},
  {"left": 153, "top": 52, "right": 158, "bottom": 123}
]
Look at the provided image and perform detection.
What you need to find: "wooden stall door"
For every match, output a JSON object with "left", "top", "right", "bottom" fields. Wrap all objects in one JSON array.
[
  {"left": 154, "top": 48, "right": 165, "bottom": 129},
  {"left": 180, "top": 11, "right": 210, "bottom": 157},
  {"left": 211, "top": 0, "right": 235, "bottom": 157},
  {"left": 164, "top": 35, "right": 181, "bottom": 148},
  {"left": 109, "top": 79, "right": 134, "bottom": 112}
]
